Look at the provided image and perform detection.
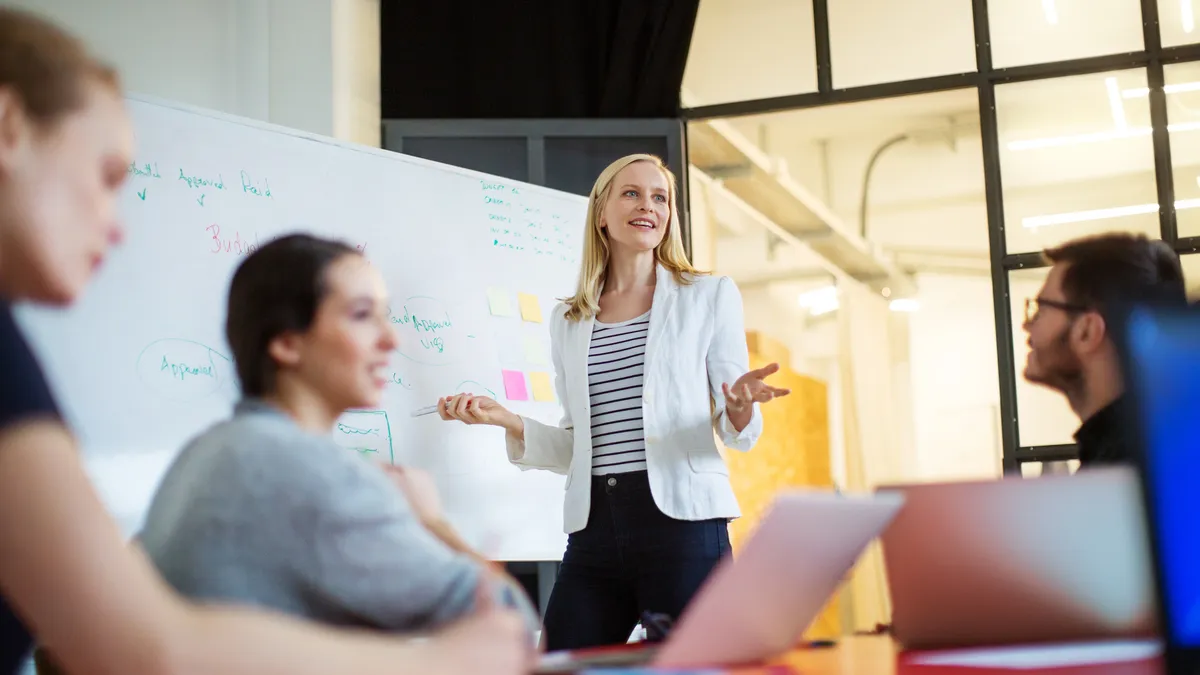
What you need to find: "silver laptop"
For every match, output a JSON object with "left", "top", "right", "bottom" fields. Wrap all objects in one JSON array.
[
  {"left": 878, "top": 467, "right": 1157, "bottom": 650},
  {"left": 536, "top": 489, "right": 904, "bottom": 671}
]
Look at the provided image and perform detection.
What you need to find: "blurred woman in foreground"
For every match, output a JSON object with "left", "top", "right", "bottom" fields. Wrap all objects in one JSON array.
[{"left": 0, "top": 8, "right": 530, "bottom": 675}]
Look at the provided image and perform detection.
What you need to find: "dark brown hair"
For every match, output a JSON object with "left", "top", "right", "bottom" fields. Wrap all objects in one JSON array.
[
  {"left": 225, "top": 234, "right": 360, "bottom": 397},
  {"left": 0, "top": 8, "right": 118, "bottom": 126},
  {"left": 1043, "top": 233, "right": 1186, "bottom": 314}
]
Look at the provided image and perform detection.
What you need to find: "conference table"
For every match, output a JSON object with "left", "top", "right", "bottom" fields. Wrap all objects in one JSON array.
[
  {"left": 761, "top": 636, "right": 1162, "bottom": 675},
  {"left": 552, "top": 635, "right": 1164, "bottom": 673}
]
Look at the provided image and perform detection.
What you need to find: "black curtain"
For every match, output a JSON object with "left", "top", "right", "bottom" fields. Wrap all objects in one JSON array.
[{"left": 380, "top": 0, "right": 701, "bottom": 118}]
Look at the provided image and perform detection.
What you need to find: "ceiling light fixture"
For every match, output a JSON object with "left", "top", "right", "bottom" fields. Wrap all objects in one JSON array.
[
  {"left": 1007, "top": 120, "right": 1200, "bottom": 150},
  {"left": 1008, "top": 77, "right": 1200, "bottom": 152},
  {"left": 1042, "top": 0, "right": 1059, "bottom": 24},
  {"left": 1105, "top": 77, "right": 1127, "bottom": 130},
  {"left": 1122, "top": 81, "right": 1200, "bottom": 98},
  {"left": 797, "top": 286, "right": 839, "bottom": 316},
  {"left": 1021, "top": 198, "right": 1200, "bottom": 229}
]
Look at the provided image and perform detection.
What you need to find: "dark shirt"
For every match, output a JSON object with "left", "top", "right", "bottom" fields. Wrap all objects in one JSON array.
[
  {"left": 1075, "top": 395, "right": 1133, "bottom": 467},
  {"left": 0, "top": 302, "right": 61, "bottom": 673}
]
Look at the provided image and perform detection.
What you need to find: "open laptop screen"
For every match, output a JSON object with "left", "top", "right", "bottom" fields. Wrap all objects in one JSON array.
[{"left": 1126, "top": 306, "right": 1200, "bottom": 646}]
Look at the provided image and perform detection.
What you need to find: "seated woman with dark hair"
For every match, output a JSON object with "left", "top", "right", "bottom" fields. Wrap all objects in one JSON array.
[{"left": 137, "top": 234, "right": 539, "bottom": 638}]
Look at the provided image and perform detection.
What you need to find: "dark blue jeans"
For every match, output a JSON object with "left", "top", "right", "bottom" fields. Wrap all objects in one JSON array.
[{"left": 541, "top": 471, "right": 731, "bottom": 651}]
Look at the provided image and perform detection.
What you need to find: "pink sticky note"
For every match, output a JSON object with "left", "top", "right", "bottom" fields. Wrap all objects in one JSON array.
[{"left": 502, "top": 370, "right": 529, "bottom": 401}]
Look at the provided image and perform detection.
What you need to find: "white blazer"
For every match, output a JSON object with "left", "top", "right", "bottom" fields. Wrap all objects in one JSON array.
[{"left": 506, "top": 264, "right": 763, "bottom": 534}]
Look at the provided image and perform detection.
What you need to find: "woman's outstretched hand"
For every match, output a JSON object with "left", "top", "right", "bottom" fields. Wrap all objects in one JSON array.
[
  {"left": 722, "top": 362, "right": 791, "bottom": 432},
  {"left": 438, "top": 394, "right": 522, "bottom": 435}
]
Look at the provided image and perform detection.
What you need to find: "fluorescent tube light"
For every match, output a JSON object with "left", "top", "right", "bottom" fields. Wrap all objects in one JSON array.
[
  {"left": 798, "top": 286, "right": 839, "bottom": 316},
  {"left": 1105, "top": 77, "right": 1127, "bottom": 130},
  {"left": 1021, "top": 199, "right": 1200, "bottom": 229},
  {"left": 1042, "top": 0, "right": 1059, "bottom": 24},
  {"left": 1007, "top": 121, "right": 1200, "bottom": 150}
]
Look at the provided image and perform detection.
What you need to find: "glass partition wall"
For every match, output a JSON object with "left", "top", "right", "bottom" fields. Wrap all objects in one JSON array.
[{"left": 682, "top": 0, "right": 1200, "bottom": 475}]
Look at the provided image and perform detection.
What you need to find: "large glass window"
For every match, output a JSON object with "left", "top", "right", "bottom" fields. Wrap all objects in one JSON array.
[
  {"left": 683, "top": 0, "right": 818, "bottom": 106},
  {"left": 827, "top": 0, "right": 976, "bottom": 89},
  {"left": 1159, "top": 0, "right": 1200, "bottom": 47},
  {"left": 681, "top": 2, "right": 1200, "bottom": 472},
  {"left": 689, "top": 90, "right": 997, "bottom": 483},
  {"left": 996, "top": 69, "right": 1159, "bottom": 255},
  {"left": 1020, "top": 460, "right": 1081, "bottom": 478},
  {"left": 1009, "top": 267, "right": 1081, "bottom": 448},
  {"left": 988, "top": 0, "right": 1145, "bottom": 68},
  {"left": 1182, "top": 253, "right": 1200, "bottom": 299},
  {"left": 1166, "top": 62, "right": 1200, "bottom": 239}
]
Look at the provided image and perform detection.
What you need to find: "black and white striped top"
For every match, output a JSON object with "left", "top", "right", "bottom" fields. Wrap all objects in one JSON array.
[{"left": 588, "top": 310, "right": 650, "bottom": 475}]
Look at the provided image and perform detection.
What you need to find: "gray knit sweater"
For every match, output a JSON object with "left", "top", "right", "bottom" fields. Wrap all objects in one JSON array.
[{"left": 138, "top": 399, "right": 538, "bottom": 635}]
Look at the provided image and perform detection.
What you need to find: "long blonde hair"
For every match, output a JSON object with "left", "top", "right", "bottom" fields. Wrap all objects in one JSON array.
[{"left": 562, "top": 154, "right": 704, "bottom": 321}]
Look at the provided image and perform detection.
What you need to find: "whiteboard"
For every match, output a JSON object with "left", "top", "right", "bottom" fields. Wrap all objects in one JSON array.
[{"left": 15, "top": 95, "right": 587, "bottom": 561}]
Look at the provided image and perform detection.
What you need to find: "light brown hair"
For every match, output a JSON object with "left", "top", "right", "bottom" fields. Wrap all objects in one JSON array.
[{"left": 0, "top": 7, "right": 118, "bottom": 126}]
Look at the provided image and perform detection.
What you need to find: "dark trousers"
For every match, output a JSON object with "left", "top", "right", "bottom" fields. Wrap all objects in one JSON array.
[{"left": 541, "top": 471, "right": 731, "bottom": 651}]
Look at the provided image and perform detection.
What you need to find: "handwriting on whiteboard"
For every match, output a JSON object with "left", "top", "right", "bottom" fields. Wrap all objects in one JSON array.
[
  {"left": 136, "top": 338, "right": 233, "bottom": 401},
  {"left": 206, "top": 224, "right": 261, "bottom": 256},
  {"left": 333, "top": 409, "right": 394, "bottom": 464},
  {"left": 178, "top": 169, "right": 225, "bottom": 191},
  {"left": 454, "top": 380, "right": 498, "bottom": 399},
  {"left": 128, "top": 161, "right": 162, "bottom": 179},
  {"left": 479, "top": 179, "right": 579, "bottom": 264},
  {"left": 125, "top": 159, "right": 276, "bottom": 208},
  {"left": 391, "top": 296, "right": 465, "bottom": 366},
  {"left": 387, "top": 371, "right": 413, "bottom": 389},
  {"left": 239, "top": 170, "right": 273, "bottom": 199}
]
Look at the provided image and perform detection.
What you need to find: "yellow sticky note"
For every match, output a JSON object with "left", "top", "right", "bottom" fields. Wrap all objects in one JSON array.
[
  {"left": 530, "top": 372, "right": 555, "bottom": 402},
  {"left": 518, "top": 293, "right": 543, "bottom": 323},
  {"left": 487, "top": 288, "right": 513, "bottom": 317}
]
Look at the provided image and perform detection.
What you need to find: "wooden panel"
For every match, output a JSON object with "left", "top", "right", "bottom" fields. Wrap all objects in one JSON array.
[{"left": 724, "top": 331, "right": 837, "bottom": 638}]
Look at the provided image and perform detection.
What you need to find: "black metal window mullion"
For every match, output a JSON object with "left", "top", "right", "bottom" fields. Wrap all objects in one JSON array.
[
  {"left": 973, "top": 0, "right": 1021, "bottom": 476},
  {"left": 1008, "top": 0, "right": 1175, "bottom": 469},
  {"left": 812, "top": 0, "right": 832, "bottom": 94},
  {"left": 1143, "top": 0, "right": 1179, "bottom": 246},
  {"left": 680, "top": 0, "right": 1187, "bottom": 472}
]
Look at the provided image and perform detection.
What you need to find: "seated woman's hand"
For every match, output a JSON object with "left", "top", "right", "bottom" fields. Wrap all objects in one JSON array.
[
  {"left": 424, "top": 575, "right": 536, "bottom": 674},
  {"left": 438, "top": 393, "right": 517, "bottom": 430}
]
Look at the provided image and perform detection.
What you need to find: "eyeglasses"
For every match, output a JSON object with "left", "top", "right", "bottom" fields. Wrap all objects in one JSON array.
[{"left": 1024, "top": 297, "right": 1089, "bottom": 324}]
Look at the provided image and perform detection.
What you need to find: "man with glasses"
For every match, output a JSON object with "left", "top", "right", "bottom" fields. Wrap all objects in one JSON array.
[{"left": 1023, "top": 232, "right": 1186, "bottom": 467}]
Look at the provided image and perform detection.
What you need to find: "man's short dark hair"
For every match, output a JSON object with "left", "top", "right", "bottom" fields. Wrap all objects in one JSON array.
[{"left": 1043, "top": 233, "right": 1186, "bottom": 315}]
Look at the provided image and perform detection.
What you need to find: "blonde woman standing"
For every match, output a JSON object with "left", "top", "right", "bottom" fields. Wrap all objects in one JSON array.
[{"left": 439, "top": 154, "right": 789, "bottom": 650}]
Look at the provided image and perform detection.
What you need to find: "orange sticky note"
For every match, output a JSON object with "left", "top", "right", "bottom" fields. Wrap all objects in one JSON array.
[
  {"left": 530, "top": 372, "right": 555, "bottom": 402},
  {"left": 518, "top": 293, "right": 543, "bottom": 323}
]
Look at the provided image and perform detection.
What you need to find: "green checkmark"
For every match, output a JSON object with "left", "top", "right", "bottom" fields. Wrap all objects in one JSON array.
[{"left": 137, "top": 188, "right": 147, "bottom": 200}]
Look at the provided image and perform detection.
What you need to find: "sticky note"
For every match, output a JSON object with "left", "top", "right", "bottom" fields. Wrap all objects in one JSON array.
[
  {"left": 523, "top": 336, "right": 549, "bottom": 365},
  {"left": 502, "top": 370, "right": 528, "bottom": 401},
  {"left": 487, "top": 288, "right": 513, "bottom": 317},
  {"left": 518, "top": 293, "right": 543, "bottom": 323},
  {"left": 530, "top": 372, "right": 555, "bottom": 402}
]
